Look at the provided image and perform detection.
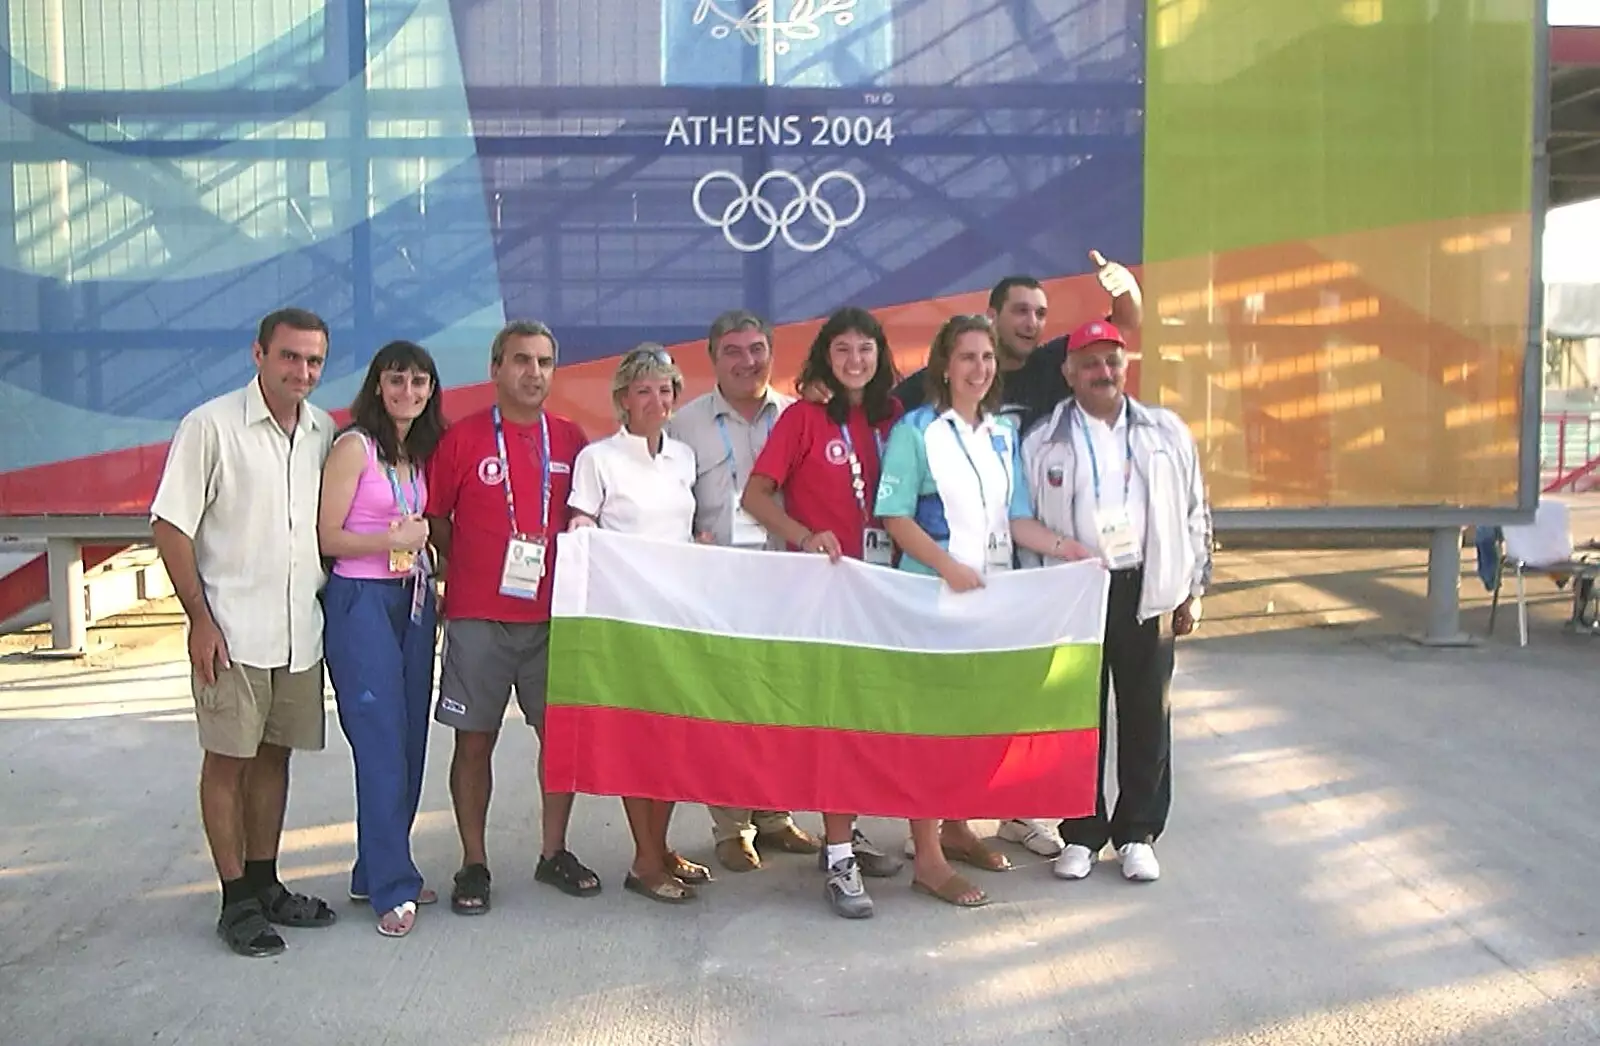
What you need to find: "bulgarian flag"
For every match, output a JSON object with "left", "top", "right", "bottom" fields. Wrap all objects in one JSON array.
[{"left": 544, "top": 529, "right": 1108, "bottom": 820}]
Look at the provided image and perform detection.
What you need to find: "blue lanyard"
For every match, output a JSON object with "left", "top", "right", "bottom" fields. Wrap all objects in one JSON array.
[
  {"left": 715, "top": 408, "right": 776, "bottom": 494},
  {"left": 491, "top": 406, "right": 551, "bottom": 537},
  {"left": 383, "top": 462, "right": 422, "bottom": 517},
  {"left": 1076, "top": 403, "right": 1132, "bottom": 505},
  {"left": 382, "top": 455, "right": 430, "bottom": 577},
  {"left": 838, "top": 422, "right": 885, "bottom": 517},
  {"left": 946, "top": 417, "right": 1012, "bottom": 519}
]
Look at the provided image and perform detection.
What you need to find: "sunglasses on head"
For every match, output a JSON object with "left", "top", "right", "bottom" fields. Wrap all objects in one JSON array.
[{"left": 624, "top": 347, "right": 674, "bottom": 367}]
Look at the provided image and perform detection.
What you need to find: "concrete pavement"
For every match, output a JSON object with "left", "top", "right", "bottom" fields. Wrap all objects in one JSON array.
[{"left": 2, "top": 558, "right": 1598, "bottom": 1044}]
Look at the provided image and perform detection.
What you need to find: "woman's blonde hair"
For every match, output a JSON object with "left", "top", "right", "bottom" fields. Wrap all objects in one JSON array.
[{"left": 611, "top": 342, "right": 684, "bottom": 423}]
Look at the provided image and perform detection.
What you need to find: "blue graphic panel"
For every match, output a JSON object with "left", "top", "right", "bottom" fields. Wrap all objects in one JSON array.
[
  {"left": 0, "top": 0, "right": 1144, "bottom": 511},
  {"left": 662, "top": 1, "right": 894, "bottom": 87},
  {"left": 0, "top": 0, "right": 504, "bottom": 473}
]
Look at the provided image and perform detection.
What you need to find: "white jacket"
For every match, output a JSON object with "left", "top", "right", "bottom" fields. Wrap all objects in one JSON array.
[{"left": 1020, "top": 397, "right": 1213, "bottom": 623}]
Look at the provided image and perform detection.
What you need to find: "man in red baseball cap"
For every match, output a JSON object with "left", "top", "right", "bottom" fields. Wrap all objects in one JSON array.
[{"left": 1019, "top": 317, "right": 1212, "bottom": 886}]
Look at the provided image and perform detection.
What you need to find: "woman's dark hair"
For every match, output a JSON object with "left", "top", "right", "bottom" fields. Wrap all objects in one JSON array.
[
  {"left": 796, "top": 306, "right": 900, "bottom": 426},
  {"left": 924, "top": 315, "right": 1004, "bottom": 416},
  {"left": 346, "top": 340, "right": 446, "bottom": 465}
]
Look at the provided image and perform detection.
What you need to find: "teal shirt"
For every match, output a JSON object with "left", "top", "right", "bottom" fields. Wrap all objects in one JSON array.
[{"left": 875, "top": 405, "right": 1034, "bottom": 575}]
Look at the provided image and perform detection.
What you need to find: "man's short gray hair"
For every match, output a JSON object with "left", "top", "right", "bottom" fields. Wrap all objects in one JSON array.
[
  {"left": 706, "top": 309, "right": 773, "bottom": 358},
  {"left": 491, "top": 319, "right": 559, "bottom": 364}
]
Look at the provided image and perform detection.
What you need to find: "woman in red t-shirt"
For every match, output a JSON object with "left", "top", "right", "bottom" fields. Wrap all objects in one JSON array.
[{"left": 742, "top": 306, "right": 918, "bottom": 919}]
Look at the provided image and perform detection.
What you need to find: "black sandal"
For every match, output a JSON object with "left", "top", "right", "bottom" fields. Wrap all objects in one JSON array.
[
  {"left": 217, "top": 899, "right": 287, "bottom": 957},
  {"left": 451, "top": 862, "right": 492, "bottom": 915},
  {"left": 535, "top": 849, "right": 602, "bottom": 898},
  {"left": 258, "top": 883, "right": 337, "bottom": 929}
]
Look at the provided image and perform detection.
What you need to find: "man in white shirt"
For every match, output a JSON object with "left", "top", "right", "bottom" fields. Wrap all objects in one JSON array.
[
  {"left": 150, "top": 308, "right": 339, "bottom": 957},
  {"left": 667, "top": 310, "right": 821, "bottom": 872},
  {"left": 1020, "top": 319, "right": 1212, "bottom": 885}
]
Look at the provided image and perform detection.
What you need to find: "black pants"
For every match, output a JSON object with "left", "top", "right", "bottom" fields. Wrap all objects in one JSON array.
[{"left": 1059, "top": 567, "right": 1174, "bottom": 851}]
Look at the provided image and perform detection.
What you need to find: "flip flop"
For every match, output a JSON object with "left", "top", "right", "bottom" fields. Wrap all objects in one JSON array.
[
  {"left": 377, "top": 901, "right": 417, "bottom": 938},
  {"left": 666, "top": 850, "right": 713, "bottom": 884},
  {"left": 912, "top": 872, "right": 990, "bottom": 908},
  {"left": 350, "top": 887, "right": 438, "bottom": 905},
  {"left": 624, "top": 871, "right": 697, "bottom": 905},
  {"left": 941, "top": 838, "right": 1013, "bottom": 873}
]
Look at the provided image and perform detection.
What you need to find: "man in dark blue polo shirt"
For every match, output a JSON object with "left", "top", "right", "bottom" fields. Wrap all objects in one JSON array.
[{"left": 892, "top": 252, "right": 1142, "bottom": 436}]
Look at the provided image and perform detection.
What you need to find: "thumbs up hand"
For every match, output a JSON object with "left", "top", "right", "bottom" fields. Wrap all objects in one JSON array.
[{"left": 1090, "top": 250, "right": 1136, "bottom": 298}]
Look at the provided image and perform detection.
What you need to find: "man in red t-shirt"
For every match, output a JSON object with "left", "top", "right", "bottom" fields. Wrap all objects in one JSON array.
[{"left": 425, "top": 320, "right": 598, "bottom": 913}]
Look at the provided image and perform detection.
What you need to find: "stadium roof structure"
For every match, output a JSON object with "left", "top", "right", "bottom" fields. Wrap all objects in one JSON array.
[{"left": 1552, "top": 25, "right": 1600, "bottom": 206}]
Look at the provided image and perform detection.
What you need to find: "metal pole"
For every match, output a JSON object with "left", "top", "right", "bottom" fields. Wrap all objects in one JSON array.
[
  {"left": 46, "top": 537, "right": 86, "bottom": 654},
  {"left": 1420, "top": 527, "right": 1475, "bottom": 647},
  {"left": 1521, "top": 1, "right": 1551, "bottom": 517}
]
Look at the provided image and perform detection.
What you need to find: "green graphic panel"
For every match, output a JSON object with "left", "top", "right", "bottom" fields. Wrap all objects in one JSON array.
[{"left": 1145, "top": 1, "right": 1536, "bottom": 261}]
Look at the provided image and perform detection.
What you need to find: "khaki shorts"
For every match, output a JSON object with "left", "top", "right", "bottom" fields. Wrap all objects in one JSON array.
[{"left": 192, "top": 661, "right": 328, "bottom": 758}]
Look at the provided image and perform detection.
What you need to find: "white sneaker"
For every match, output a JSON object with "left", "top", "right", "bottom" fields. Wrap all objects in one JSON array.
[
  {"left": 997, "top": 818, "right": 1064, "bottom": 857},
  {"left": 1117, "top": 842, "right": 1160, "bottom": 882},
  {"left": 1052, "top": 843, "right": 1095, "bottom": 880}
]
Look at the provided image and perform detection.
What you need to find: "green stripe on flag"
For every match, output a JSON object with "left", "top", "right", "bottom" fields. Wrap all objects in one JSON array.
[{"left": 548, "top": 618, "right": 1102, "bottom": 737}]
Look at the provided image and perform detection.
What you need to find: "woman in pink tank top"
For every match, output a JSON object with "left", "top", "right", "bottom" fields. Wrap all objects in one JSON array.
[{"left": 316, "top": 340, "right": 446, "bottom": 938}]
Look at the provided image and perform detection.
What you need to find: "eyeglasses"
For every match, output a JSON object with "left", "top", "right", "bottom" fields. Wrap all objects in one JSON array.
[{"left": 623, "top": 347, "right": 674, "bottom": 367}]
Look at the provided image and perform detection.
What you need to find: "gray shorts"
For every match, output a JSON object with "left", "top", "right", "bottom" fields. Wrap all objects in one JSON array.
[{"left": 434, "top": 619, "right": 550, "bottom": 733}]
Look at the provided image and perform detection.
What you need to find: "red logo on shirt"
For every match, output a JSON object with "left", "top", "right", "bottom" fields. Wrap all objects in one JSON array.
[
  {"left": 824, "top": 439, "right": 849, "bottom": 466},
  {"left": 477, "top": 457, "right": 505, "bottom": 485}
]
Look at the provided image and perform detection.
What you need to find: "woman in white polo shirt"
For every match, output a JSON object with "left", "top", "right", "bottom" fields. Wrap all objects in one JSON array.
[
  {"left": 568, "top": 344, "right": 712, "bottom": 904},
  {"left": 876, "top": 314, "right": 1083, "bottom": 907}
]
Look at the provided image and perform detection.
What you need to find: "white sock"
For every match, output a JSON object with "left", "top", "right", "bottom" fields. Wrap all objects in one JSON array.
[{"left": 826, "top": 842, "right": 853, "bottom": 869}]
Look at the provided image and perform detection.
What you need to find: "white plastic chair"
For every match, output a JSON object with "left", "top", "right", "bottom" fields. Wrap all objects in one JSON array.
[{"left": 1489, "top": 500, "right": 1600, "bottom": 646}]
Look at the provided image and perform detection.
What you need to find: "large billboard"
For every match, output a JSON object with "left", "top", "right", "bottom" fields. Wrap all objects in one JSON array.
[
  {"left": 1143, "top": 1, "right": 1539, "bottom": 516},
  {"left": 0, "top": 1, "right": 1540, "bottom": 522}
]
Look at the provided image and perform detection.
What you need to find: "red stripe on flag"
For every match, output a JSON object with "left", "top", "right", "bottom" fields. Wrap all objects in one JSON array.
[{"left": 543, "top": 705, "right": 1099, "bottom": 821}]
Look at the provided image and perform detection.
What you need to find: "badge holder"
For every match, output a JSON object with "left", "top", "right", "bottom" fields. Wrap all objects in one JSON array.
[
  {"left": 1095, "top": 507, "right": 1141, "bottom": 570},
  {"left": 862, "top": 527, "right": 894, "bottom": 566},
  {"left": 731, "top": 505, "right": 767, "bottom": 549},
  {"left": 985, "top": 531, "right": 1014, "bottom": 571},
  {"left": 500, "top": 534, "right": 547, "bottom": 600}
]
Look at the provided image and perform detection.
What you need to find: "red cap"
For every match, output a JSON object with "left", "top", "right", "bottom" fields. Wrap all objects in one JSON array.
[{"left": 1066, "top": 319, "right": 1126, "bottom": 353}]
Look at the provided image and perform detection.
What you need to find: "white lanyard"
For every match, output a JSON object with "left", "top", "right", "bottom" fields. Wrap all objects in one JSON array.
[
  {"left": 838, "top": 423, "right": 885, "bottom": 520},
  {"left": 945, "top": 417, "right": 1012, "bottom": 522}
]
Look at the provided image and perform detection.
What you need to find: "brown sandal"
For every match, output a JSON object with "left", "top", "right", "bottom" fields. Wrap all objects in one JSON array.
[
  {"left": 667, "top": 850, "right": 714, "bottom": 884},
  {"left": 624, "top": 871, "right": 697, "bottom": 904},
  {"left": 941, "top": 838, "right": 1013, "bottom": 872},
  {"left": 912, "top": 872, "right": 990, "bottom": 908}
]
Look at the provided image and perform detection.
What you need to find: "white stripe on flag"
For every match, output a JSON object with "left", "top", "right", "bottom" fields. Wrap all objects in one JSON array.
[{"left": 551, "top": 529, "right": 1109, "bottom": 654}]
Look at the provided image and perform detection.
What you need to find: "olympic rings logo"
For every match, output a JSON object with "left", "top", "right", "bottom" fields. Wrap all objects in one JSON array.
[{"left": 692, "top": 169, "right": 867, "bottom": 253}]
